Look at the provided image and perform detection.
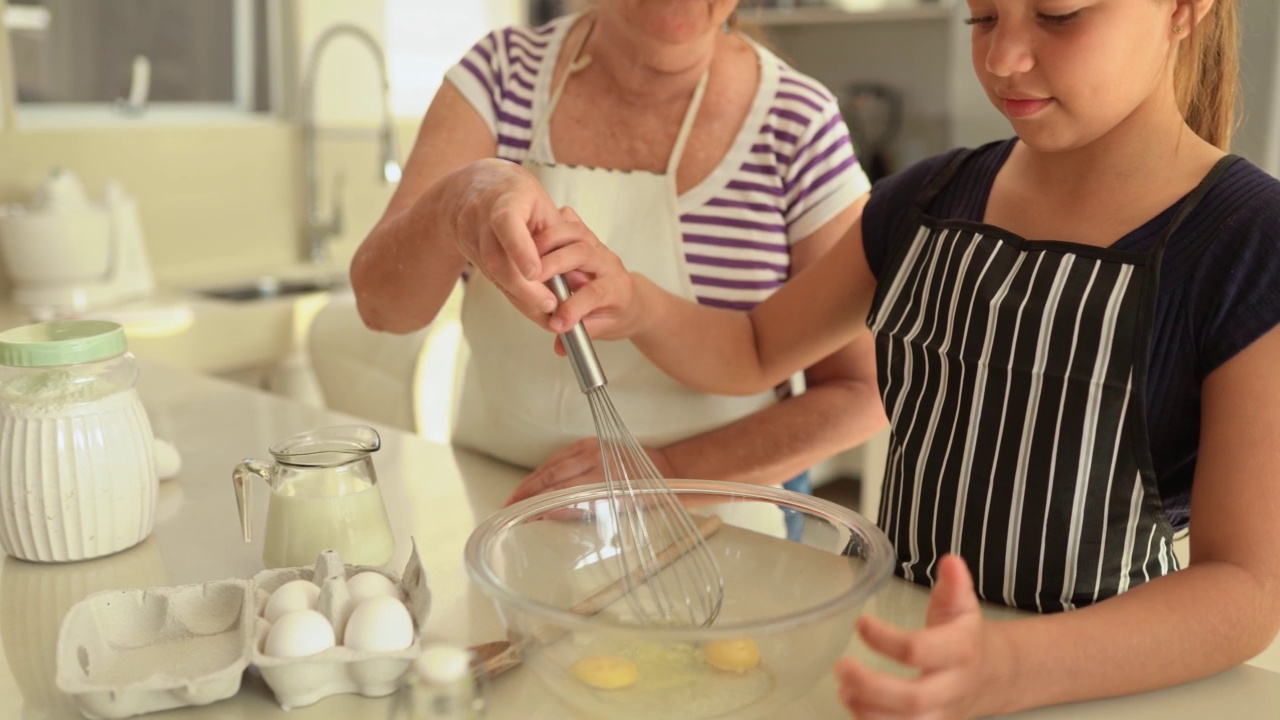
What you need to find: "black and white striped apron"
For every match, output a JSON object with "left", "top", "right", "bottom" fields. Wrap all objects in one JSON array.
[{"left": 867, "top": 152, "right": 1239, "bottom": 612}]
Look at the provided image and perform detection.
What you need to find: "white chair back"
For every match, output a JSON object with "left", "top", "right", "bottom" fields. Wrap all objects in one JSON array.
[{"left": 307, "top": 293, "right": 464, "bottom": 442}]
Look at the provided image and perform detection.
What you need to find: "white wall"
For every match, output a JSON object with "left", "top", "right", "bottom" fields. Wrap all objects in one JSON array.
[
  {"left": 1237, "top": 0, "right": 1280, "bottom": 175},
  {"left": 944, "top": 2, "right": 1008, "bottom": 148},
  {"left": 0, "top": 0, "right": 14, "bottom": 132},
  {"left": 293, "top": 0, "right": 526, "bottom": 125},
  {"left": 1268, "top": 34, "right": 1280, "bottom": 177},
  {"left": 293, "top": 0, "right": 390, "bottom": 126},
  {"left": 765, "top": 17, "right": 955, "bottom": 172},
  {"left": 760, "top": 4, "right": 1011, "bottom": 169},
  {"left": 386, "top": 0, "right": 526, "bottom": 119}
]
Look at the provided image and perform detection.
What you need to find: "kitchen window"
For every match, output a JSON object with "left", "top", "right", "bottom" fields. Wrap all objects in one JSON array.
[{"left": 3, "top": 0, "right": 282, "bottom": 125}]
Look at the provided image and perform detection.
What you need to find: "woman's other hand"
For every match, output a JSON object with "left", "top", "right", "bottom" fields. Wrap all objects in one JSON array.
[
  {"left": 834, "top": 555, "right": 1008, "bottom": 719},
  {"left": 504, "top": 436, "right": 676, "bottom": 506}
]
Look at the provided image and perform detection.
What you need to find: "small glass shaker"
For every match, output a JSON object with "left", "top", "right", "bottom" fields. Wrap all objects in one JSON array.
[{"left": 391, "top": 644, "right": 486, "bottom": 720}]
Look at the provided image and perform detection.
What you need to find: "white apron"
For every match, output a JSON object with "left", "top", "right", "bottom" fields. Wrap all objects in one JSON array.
[{"left": 453, "top": 26, "right": 777, "bottom": 477}]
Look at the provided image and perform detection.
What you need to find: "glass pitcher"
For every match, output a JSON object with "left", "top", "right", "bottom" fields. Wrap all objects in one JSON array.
[{"left": 233, "top": 425, "right": 395, "bottom": 568}]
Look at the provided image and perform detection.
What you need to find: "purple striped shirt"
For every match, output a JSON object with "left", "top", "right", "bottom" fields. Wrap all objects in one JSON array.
[{"left": 446, "top": 15, "right": 870, "bottom": 309}]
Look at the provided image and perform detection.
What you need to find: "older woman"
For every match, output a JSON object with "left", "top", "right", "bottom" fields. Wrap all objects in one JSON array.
[{"left": 350, "top": 0, "right": 885, "bottom": 505}]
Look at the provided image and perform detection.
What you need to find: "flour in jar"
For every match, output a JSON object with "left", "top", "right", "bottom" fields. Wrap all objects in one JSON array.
[
  {"left": 0, "top": 386, "right": 157, "bottom": 561},
  {"left": 0, "top": 367, "right": 119, "bottom": 409}
]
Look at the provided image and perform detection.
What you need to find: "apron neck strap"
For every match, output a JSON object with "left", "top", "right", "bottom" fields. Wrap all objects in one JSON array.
[
  {"left": 910, "top": 148, "right": 1239, "bottom": 261},
  {"left": 533, "top": 16, "right": 596, "bottom": 145},
  {"left": 533, "top": 14, "right": 711, "bottom": 177},
  {"left": 912, "top": 148, "right": 976, "bottom": 211},
  {"left": 665, "top": 69, "right": 710, "bottom": 175},
  {"left": 1152, "top": 154, "right": 1241, "bottom": 256}
]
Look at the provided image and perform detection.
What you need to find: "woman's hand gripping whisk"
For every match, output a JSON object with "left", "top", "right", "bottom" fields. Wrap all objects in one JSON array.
[{"left": 536, "top": 209, "right": 724, "bottom": 628}]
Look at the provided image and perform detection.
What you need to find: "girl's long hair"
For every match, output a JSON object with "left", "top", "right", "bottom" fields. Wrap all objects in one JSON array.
[{"left": 1175, "top": 0, "right": 1240, "bottom": 150}]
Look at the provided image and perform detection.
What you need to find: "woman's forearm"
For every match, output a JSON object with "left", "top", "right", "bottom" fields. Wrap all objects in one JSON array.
[
  {"left": 350, "top": 167, "right": 475, "bottom": 334},
  {"left": 985, "top": 561, "right": 1280, "bottom": 716}
]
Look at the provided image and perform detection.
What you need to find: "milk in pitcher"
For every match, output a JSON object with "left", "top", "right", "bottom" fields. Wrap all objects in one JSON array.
[{"left": 262, "top": 466, "right": 395, "bottom": 569}]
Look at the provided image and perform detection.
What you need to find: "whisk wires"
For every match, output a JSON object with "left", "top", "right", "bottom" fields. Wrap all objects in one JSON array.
[
  {"left": 544, "top": 273, "right": 724, "bottom": 628},
  {"left": 586, "top": 388, "right": 724, "bottom": 627}
]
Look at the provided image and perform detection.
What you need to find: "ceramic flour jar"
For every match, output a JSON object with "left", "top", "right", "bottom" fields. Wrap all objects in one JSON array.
[{"left": 0, "top": 320, "right": 157, "bottom": 562}]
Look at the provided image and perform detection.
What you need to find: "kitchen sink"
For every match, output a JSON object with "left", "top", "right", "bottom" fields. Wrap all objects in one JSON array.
[{"left": 194, "top": 274, "right": 349, "bottom": 302}]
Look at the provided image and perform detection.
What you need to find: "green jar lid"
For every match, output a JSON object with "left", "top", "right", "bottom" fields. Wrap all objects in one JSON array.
[{"left": 0, "top": 320, "right": 127, "bottom": 368}]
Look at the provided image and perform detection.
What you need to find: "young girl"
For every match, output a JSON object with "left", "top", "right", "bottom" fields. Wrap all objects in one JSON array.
[{"left": 456, "top": 0, "right": 1280, "bottom": 716}]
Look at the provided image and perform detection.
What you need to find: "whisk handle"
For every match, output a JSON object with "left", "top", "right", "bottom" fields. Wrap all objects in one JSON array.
[{"left": 547, "top": 275, "right": 607, "bottom": 392}]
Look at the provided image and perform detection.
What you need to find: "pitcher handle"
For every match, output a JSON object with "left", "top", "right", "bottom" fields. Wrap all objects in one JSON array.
[{"left": 233, "top": 459, "right": 271, "bottom": 542}]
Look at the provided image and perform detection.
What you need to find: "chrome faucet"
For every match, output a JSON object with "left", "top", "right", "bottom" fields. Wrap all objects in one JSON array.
[{"left": 298, "top": 24, "right": 403, "bottom": 265}]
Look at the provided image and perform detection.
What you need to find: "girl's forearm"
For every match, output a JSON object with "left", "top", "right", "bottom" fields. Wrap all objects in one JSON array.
[
  {"left": 350, "top": 168, "right": 473, "bottom": 334},
  {"left": 661, "top": 376, "right": 887, "bottom": 487},
  {"left": 630, "top": 274, "right": 787, "bottom": 395},
  {"left": 985, "top": 560, "right": 1280, "bottom": 716}
]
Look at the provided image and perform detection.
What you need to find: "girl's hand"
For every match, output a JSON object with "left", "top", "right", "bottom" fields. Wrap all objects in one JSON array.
[
  {"left": 835, "top": 555, "right": 1006, "bottom": 720},
  {"left": 450, "top": 160, "right": 563, "bottom": 320},
  {"left": 533, "top": 208, "right": 645, "bottom": 344},
  {"left": 504, "top": 437, "right": 675, "bottom": 506}
]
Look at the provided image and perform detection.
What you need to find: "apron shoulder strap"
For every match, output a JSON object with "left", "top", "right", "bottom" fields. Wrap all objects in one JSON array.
[
  {"left": 1153, "top": 154, "right": 1243, "bottom": 254},
  {"left": 666, "top": 69, "right": 711, "bottom": 175},
  {"left": 530, "top": 15, "right": 596, "bottom": 154},
  {"left": 912, "top": 148, "right": 977, "bottom": 211}
]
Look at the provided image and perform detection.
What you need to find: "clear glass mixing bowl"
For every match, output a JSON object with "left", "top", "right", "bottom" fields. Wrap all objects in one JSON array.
[{"left": 465, "top": 480, "right": 894, "bottom": 719}]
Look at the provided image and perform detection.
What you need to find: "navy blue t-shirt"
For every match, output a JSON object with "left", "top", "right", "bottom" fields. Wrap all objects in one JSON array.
[{"left": 862, "top": 139, "right": 1280, "bottom": 529}]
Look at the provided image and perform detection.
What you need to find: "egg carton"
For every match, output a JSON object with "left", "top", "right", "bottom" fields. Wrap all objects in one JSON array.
[{"left": 54, "top": 544, "right": 430, "bottom": 719}]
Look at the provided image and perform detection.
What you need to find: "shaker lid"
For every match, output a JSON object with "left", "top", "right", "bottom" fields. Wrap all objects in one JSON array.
[
  {"left": 0, "top": 319, "right": 127, "bottom": 367},
  {"left": 413, "top": 644, "right": 472, "bottom": 685}
]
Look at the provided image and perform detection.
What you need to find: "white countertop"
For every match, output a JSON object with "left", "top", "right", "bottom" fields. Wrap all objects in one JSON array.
[{"left": 0, "top": 360, "right": 1276, "bottom": 719}]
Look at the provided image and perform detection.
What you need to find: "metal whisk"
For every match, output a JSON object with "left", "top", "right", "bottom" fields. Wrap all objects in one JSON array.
[{"left": 548, "top": 275, "right": 724, "bottom": 627}]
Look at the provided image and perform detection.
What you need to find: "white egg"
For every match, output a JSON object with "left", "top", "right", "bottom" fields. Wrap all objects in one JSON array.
[
  {"left": 342, "top": 595, "right": 415, "bottom": 652},
  {"left": 264, "top": 609, "right": 335, "bottom": 658},
  {"left": 263, "top": 579, "right": 321, "bottom": 623},
  {"left": 346, "top": 571, "right": 399, "bottom": 604}
]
